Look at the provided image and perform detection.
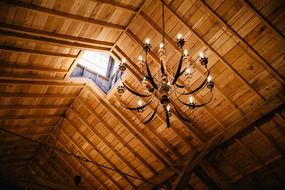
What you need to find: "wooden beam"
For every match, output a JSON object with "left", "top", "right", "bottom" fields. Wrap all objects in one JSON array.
[
  {"left": 0, "top": 114, "right": 62, "bottom": 120},
  {"left": 64, "top": 117, "right": 131, "bottom": 189},
  {"left": 163, "top": 2, "right": 265, "bottom": 100},
  {"left": 57, "top": 126, "right": 119, "bottom": 190},
  {"left": 238, "top": 0, "right": 285, "bottom": 40},
  {"left": 0, "top": 63, "right": 67, "bottom": 74},
  {"left": 86, "top": 84, "right": 172, "bottom": 167},
  {"left": 194, "top": 165, "right": 220, "bottom": 190},
  {"left": 0, "top": 105, "right": 69, "bottom": 110},
  {"left": 89, "top": 0, "right": 137, "bottom": 13},
  {"left": 0, "top": 30, "right": 111, "bottom": 52},
  {"left": 0, "top": 24, "right": 114, "bottom": 48},
  {"left": 198, "top": 0, "right": 285, "bottom": 84},
  {"left": 78, "top": 97, "right": 158, "bottom": 175},
  {"left": 0, "top": 93, "right": 77, "bottom": 99},
  {"left": 2, "top": 1, "right": 125, "bottom": 31},
  {"left": 0, "top": 46, "right": 77, "bottom": 58}
]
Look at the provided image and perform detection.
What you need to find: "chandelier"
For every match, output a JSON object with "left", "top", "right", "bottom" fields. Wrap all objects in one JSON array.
[{"left": 117, "top": 0, "right": 214, "bottom": 128}]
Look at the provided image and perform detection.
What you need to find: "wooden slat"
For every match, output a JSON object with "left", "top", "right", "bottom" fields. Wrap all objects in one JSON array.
[
  {"left": 89, "top": 0, "right": 137, "bottom": 13},
  {"left": 0, "top": 46, "right": 77, "bottom": 58},
  {"left": 0, "top": 114, "right": 62, "bottom": 120},
  {"left": 198, "top": 0, "right": 285, "bottom": 84},
  {"left": 1, "top": 0, "right": 125, "bottom": 30},
  {"left": 164, "top": 2, "right": 266, "bottom": 100},
  {"left": 0, "top": 93, "right": 77, "bottom": 98},
  {"left": 0, "top": 105, "right": 69, "bottom": 110},
  {"left": 0, "top": 30, "right": 111, "bottom": 52}
]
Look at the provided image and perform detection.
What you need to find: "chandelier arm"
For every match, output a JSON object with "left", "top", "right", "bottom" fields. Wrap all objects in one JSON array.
[
  {"left": 171, "top": 55, "right": 183, "bottom": 85},
  {"left": 145, "top": 59, "right": 158, "bottom": 89},
  {"left": 178, "top": 91, "right": 214, "bottom": 108},
  {"left": 173, "top": 104, "right": 192, "bottom": 122},
  {"left": 144, "top": 101, "right": 159, "bottom": 124},
  {"left": 179, "top": 71, "right": 210, "bottom": 95},
  {"left": 121, "top": 98, "right": 153, "bottom": 111},
  {"left": 122, "top": 81, "right": 152, "bottom": 97},
  {"left": 160, "top": 60, "right": 166, "bottom": 75}
]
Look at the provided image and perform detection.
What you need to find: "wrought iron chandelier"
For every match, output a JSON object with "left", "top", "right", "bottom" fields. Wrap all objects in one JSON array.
[{"left": 117, "top": 0, "right": 214, "bottom": 128}]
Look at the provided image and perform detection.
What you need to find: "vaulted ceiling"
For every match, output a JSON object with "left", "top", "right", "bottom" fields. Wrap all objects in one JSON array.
[{"left": 0, "top": 0, "right": 284, "bottom": 189}]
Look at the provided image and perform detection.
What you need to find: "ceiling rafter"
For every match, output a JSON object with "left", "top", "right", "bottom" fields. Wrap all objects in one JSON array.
[
  {"left": 0, "top": 63, "right": 68, "bottom": 73},
  {"left": 0, "top": 114, "right": 62, "bottom": 120},
  {"left": 1, "top": 0, "right": 125, "bottom": 31},
  {"left": 0, "top": 79, "right": 86, "bottom": 86},
  {"left": 78, "top": 98, "right": 158, "bottom": 176},
  {"left": 139, "top": 11, "right": 247, "bottom": 117},
  {"left": 198, "top": 0, "right": 285, "bottom": 84},
  {"left": 0, "top": 30, "right": 111, "bottom": 52},
  {"left": 0, "top": 46, "right": 77, "bottom": 58},
  {"left": 0, "top": 24, "right": 114, "bottom": 48},
  {"left": 0, "top": 105, "right": 69, "bottom": 110},
  {"left": 114, "top": 45, "right": 207, "bottom": 144},
  {"left": 89, "top": 0, "right": 137, "bottom": 13},
  {"left": 86, "top": 84, "right": 173, "bottom": 166},
  {"left": 163, "top": 2, "right": 266, "bottom": 100},
  {"left": 0, "top": 93, "right": 77, "bottom": 98},
  {"left": 237, "top": 0, "right": 285, "bottom": 41},
  {"left": 57, "top": 126, "right": 119, "bottom": 190}
]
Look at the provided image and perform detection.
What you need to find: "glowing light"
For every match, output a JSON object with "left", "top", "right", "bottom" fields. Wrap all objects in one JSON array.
[
  {"left": 138, "top": 100, "right": 142, "bottom": 107},
  {"left": 166, "top": 105, "right": 171, "bottom": 112},
  {"left": 186, "top": 68, "right": 191, "bottom": 74},
  {"left": 138, "top": 56, "right": 143, "bottom": 62},
  {"left": 184, "top": 50, "right": 188, "bottom": 56},
  {"left": 159, "top": 43, "right": 164, "bottom": 49},
  {"left": 122, "top": 58, "right": 126, "bottom": 63},
  {"left": 199, "top": 52, "right": 204, "bottom": 58},
  {"left": 145, "top": 38, "right": 150, "bottom": 44},
  {"left": 189, "top": 96, "right": 194, "bottom": 104},
  {"left": 207, "top": 75, "right": 212, "bottom": 82},
  {"left": 177, "top": 34, "right": 182, "bottom": 40}
]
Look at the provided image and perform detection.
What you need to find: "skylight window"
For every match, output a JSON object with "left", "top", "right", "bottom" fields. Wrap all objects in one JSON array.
[
  {"left": 70, "top": 50, "right": 121, "bottom": 94},
  {"left": 78, "top": 50, "right": 110, "bottom": 77}
]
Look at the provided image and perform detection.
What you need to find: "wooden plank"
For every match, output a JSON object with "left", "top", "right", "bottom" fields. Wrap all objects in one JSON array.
[
  {"left": 0, "top": 79, "right": 86, "bottom": 87},
  {"left": 0, "top": 105, "right": 69, "bottom": 110},
  {"left": 0, "top": 46, "right": 77, "bottom": 58},
  {"left": 0, "top": 30, "right": 111, "bottom": 52},
  {"left": 0, "top": 93, "right": 77, "bottom": 98},
  {"left": 1, "top": 0, "right": 125, "bottom": 30},
  {"left": 89, "top": 0, "right": 137, "bottom": 13},
  {"left": 0, "top": 23, "right": 114, "bottom": 47},
  {"left": 0, "top": 62, "right": 68, "bottom": 73}
]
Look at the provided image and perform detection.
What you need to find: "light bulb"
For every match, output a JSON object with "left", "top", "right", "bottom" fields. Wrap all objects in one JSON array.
[
  {"left": 189, "top": 96, "right": 193, "bottom": 104},
  {"left": 199, "top": 52, "right": 204, "bottom": 58},
  {"left": 138, "top": 100, "right": 142, "bottom": 107},
  {"left": 122, "top": 58, "right": 126, "bottom": 63},
  {"left": 186, "top": 68, "right": 190, "bottom": 74},
  {"left": 207, "top": 75, "right": 212, "bottom": 82},
  {"left": 145, "top": 38, "right": 150, "bottom": 44},
  {"left": 138, "top": 56, "right": 143, "bottom": 62},
  {"left": 159, "top": 43, "right": 164, "bottom": 49},
  {"left": 184, "top": 50, "right": 188, "bottom": 56},
  {"left": 166, "top": 105, "right": 170, "bottom": 112},
  {"left": 177, "top": 34, "right": 182, "bottom": 40}
]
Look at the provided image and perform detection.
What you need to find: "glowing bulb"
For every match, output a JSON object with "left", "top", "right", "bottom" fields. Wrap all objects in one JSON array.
[
  {"left": 159, "top": 43, "right": 164, "bottom": 49},
  {"left": 177, "top": 34, "right": 182, "bottom": 40},
  {"left": 199, "top": 52, "right": 204, "bottom": 58},
  {"left": 138, "top": 56, "right": 143, "bottom": 62},
  {"left": 189, "top": 96, "right": 193, "bottom": 104},
  {"left": 166, "top": 105, "right": 170, "bottom": 112},
  {"left": 186, "top": 68, "right": 190, "bottom": 74},
  {"left": 138, "top": 100, "right": 142, "bottom": 107},
  {"left": 122, "top": 58, "right": 126, "bottom": 63},
  {"left": 207, "top": 75, "right": 212, "bottom": 82},
  {"left": 183, "top": 50, "right": 188, "bottom": 56},
  {"left": 145, "top": 38, "right": 150, "bottom": 44}
]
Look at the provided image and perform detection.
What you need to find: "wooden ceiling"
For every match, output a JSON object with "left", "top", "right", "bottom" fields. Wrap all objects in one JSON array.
[{"left": 0, "top": 0, "right": 284, "bottom": 189}]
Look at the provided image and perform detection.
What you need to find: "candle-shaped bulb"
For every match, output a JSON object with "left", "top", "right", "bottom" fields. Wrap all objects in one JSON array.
[
  {"left": 189, "top": 96, "right": 193, "bottom": 104},
  {"left": 159, "top": 43, "right": 164, "bottom": 49},
  {"left": 199, "top": 52, "right": 204, "bottom": 58},
  {"left": 186, "top": 68, "right": 190, "bottom": 74},
  {"left": 122, "top": 58, "right": 126, "bottom": 63},
  {"left": 138, "top": 56, "right": 143, "bottom": 62},
  {"left": 166, "top": 104, "right": 170, "bottom": 112},
  {"left": 145, "top": 38, "right": 150, "bottom": 44},
  {"left": 138, "top": 100, "right": 142, "bottom": 107},
  {"left": 184, "top": 50, "right": 188, "bottom": 56},
  {"left": 177, "top": 34, "right": 182, "bottom": 40},
  {"left": 207, "top": 75, "right": 212, "bottom": 82}
]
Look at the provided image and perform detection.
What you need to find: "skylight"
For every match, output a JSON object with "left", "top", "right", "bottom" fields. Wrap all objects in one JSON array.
[
  {"left": 70, "top": 50, "right": 121, "bottom": 94},
  {"left": 78, "top": 50, "right": 110, "bottom": 77}
]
